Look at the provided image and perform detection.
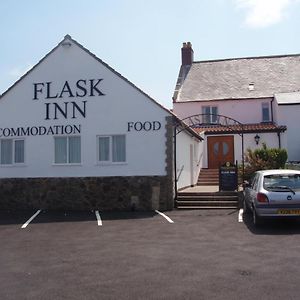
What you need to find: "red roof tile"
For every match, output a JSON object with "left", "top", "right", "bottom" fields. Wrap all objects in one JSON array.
[{"left": 193, "top": 123, "right": 286, "bottom": 134}]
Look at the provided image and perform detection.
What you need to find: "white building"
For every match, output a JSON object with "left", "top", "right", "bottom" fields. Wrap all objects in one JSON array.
[
  {"left": 0, "top": 35, "right": 202, "bottom": 210},
  {"left": 173, "top": 42, "right": 300, "bottom": 169}
]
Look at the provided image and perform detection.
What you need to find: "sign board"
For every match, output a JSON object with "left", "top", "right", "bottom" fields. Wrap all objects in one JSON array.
[{"left": 219, "top": 162, "right": 238, "bottom": 191}]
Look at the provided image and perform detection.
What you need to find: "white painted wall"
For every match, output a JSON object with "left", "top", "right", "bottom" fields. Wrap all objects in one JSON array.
[
  {"left": 176, "top": 130, "right": 203, "bottom": 189},
  {"left": 0, "top": 38, "right": 171, "bottom": 178},
  {"left": 276, "top": 105, "right": 300, "bottom": 161},
  {"left": 198, "top": 132, "right": 284, "bottom": 168},
  {"left": 173, "top": 98, "right": 273, "bottom": 124},
  {"left": 234, "top": 132, "right": 284, "bottom": 163}
]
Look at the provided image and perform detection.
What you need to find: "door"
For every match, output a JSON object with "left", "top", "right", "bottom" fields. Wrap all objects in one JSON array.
[{"left": 207, "top": 136, "right": 234, "bottom": 169}]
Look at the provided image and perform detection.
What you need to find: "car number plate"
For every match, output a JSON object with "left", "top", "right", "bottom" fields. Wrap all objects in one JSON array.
[{"left": 277, "top": 209, "right": 300, "bottom": 215}]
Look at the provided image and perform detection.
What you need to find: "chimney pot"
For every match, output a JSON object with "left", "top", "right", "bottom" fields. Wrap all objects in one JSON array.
[{"left": 181, "top": 41, "right": 194, "bottom": 65}]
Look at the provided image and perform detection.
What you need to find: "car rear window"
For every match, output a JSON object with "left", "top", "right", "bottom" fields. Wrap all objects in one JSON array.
[{"left": 263, "top": 174, "right": 300, "bottom": 191}]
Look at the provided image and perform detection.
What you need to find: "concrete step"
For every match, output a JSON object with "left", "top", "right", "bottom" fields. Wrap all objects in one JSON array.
[
  {"left": 198, "top": 176, "right": 219, "bottom": 180},
  {"left": 176, "top": 200, "right": 238, "bottom": 206},
  {"left": 177, "top": 206, "right": 238, "bottom": 210},
  {"left": 177, "top": 196, "right": 238, "bottom": 201},
  {"left": 178, "top": 191, "right": 238, "bottom": 196}
]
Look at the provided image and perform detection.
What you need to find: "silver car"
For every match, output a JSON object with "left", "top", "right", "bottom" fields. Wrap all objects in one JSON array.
[{"left": 244, "top": 169, "right": 300, "bottom": 226}]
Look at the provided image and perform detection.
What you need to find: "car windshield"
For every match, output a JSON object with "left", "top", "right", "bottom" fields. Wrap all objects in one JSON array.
[{"left": 263, "top": 174, "right": 300, "bottom": 192}]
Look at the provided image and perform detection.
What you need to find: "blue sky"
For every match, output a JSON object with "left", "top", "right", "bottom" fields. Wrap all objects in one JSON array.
[{"left": 0, "top": 0, "right": 299, "bottom": 108}]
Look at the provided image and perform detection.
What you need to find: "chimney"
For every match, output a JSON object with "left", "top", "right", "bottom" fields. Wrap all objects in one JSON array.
[{"left": 181, "top": 42, "right": 194, "bottom": 65}]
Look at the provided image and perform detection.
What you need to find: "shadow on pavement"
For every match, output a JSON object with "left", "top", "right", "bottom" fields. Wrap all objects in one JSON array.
[
  {"left": 0, "top": 210, "right": 157, "bottom": 225},
  {"left": 243, "top": 211, "right": 300, "bottom": 235}
]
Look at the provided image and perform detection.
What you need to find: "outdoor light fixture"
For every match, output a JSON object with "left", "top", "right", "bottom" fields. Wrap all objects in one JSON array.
[{"left": 254, "top": 134, "right": 260, "bottom": 145}]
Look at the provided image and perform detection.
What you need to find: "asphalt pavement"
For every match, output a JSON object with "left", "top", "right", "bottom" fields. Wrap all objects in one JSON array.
[{"left": 1, "top": 209, "right": 300, "bottom": 300}]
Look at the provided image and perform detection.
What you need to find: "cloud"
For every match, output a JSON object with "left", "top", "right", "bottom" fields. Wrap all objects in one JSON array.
[
  {"left": 8, "top": 63, "right": 33, "bottom": 78},
  {"left": 235, "top": 0, "right": 298, "bottom": 28}
]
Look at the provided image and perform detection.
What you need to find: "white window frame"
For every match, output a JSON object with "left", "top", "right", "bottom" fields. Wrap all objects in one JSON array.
[
  {"left": 0, "top": 138, "right": 25, "bottom": 166},
  {"left": 262, "top": 102, "right": 271, "bottom": 122},
  {"left": 202, "top": 106, "right": 218, "bottom": 124},
  {"left": 97, "top": 135, "right": 126, "bottom": 165},
  {"left": 53, "top": 136, "right": 81, "bottom": 165}
]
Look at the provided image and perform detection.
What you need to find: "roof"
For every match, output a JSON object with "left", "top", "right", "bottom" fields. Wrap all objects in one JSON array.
[
  {"left": 193, "top": 123, "right": 287, "bottom": 135},
  {"left": 275, "top": 92, "right": 300, "bottom": 105},
  {"left": 258, "top": 169, "right": 300, "bottom": 176},
  {"left": 174, "top": 54, "right": 300, "bottom": 102}
]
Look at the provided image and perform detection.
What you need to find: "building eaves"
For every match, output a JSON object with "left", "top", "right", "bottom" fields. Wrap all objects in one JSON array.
[{"left": 193, "top": 123, "right": 287, "bottom": 135}]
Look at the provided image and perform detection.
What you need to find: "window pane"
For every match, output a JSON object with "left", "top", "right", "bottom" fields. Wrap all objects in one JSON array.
[
  {"left": 99, "top": 137, "right": 110, "bottom": 161},
  {"left": 69, "top": 137, "right": 81, "bottom": 163},
  {"left": 222, "top": 142, "right": 229, "bottom": 155},
  {"left": 262, "top": 106, "right": 269, "bottom": 121},
  {"left": 202, "top": 106, "right": 210, "bottom": 114},
  {"left": 55, "top": 137, "right": 67, "bottom": 163},
  {"left": 14, "top": 140, "right": 24, "bottom": 163},
  {"left": 202, "top": 107, "right": 210, "bottom": 123},
  {"left": 112, "top": 135, "right": 126, "bottom": 162},
  {"left": 1, "top": 140, "right": 13, "bottom": 164}
]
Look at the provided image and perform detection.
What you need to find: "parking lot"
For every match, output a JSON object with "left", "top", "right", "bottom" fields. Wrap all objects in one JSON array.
[{"left": 1, "top": 209, "right": 300, "bottom": 300}]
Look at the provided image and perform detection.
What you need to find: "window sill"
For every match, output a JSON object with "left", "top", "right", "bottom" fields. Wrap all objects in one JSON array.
[
  {"left": 96, "top": 162, "right": 128, "bottom": 166},
  {"left": 0, "top": 164, "right": 27, "bottom": 168},
  {"left": 52, "top": 163, "right": 82, "bottom": 166}
]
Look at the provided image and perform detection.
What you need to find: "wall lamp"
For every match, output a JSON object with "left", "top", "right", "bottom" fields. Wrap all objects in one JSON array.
[{"left": 254, "top": 134, "right": 260, "bottom": 145}]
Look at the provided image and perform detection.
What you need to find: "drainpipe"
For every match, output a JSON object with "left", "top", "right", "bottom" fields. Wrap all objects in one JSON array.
[
  {"left": 271, "top": 98, "right": 274, "bottom": 123},
  {"left": 173, "top": 125, "right": 178, "bottom": 207},
  {"left": 277, "top": 132, "right": 281, "bottom": 149}
]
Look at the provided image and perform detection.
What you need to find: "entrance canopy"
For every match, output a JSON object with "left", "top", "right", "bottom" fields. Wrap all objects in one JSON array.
[{"left": 175, "top": 113, "right": 244, "bottom": 135}]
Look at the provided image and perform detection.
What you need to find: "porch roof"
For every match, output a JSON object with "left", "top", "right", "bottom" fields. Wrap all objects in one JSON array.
[{"left": 193, "top": 123, "right": 287, "bottom": 135}]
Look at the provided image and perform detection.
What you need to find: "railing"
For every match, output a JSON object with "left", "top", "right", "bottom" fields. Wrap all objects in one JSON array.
[{"left": 176, "top": 165, "right": 184, "bottom": 181}]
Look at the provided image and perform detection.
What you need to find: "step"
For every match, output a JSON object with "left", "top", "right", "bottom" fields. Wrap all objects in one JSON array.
[
  {"left": 176, "top": 206, "right": 238, "bottom": 209},
  {"left": 197, "top": 182, "right": 219, "bottom": 186},
  {"left": 177, "top": 193, "right": 238, "bottom": 197},
  {"left": 176, "top": 200, "right": 238, "bottom": 206},
  {"left": 177, "top": 196, "right": 238, "bottom": 201},
  {"left": 197, "top": 180, "right": 219, "bottom": 184}
]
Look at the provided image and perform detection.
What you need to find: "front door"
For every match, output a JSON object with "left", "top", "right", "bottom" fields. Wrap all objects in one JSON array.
[{"left": 207, "top": 136, "right": 234, "bottom": 169}]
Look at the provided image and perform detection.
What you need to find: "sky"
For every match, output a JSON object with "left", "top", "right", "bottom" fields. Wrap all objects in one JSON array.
[{"left": 0, "top": 0, "right": 299, "bottom": 109}]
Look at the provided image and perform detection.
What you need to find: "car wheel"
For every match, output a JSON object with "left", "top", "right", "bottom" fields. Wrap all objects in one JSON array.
[
  {"left": 243, "top": 199, "right": 250, "bottom": 214},
  {"left": 252, "top": 208, "right": 261, "bottom": 227}
]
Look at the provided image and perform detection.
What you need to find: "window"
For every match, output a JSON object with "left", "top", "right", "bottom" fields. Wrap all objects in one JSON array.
[
  {"left": 262, "top": 103, "right": 270, "bottom": 122},
  {"left": 98, "top": 135, "right": 126, "bottom": 163},
  {"left": 202, "top": 106, "right": 218, "bottom": 124},
  {"left": 54, "top": 136, "right": 81, "bottom": 164},
  {"left": 0, "top": 139, "right": 25, "bottom": 165}
]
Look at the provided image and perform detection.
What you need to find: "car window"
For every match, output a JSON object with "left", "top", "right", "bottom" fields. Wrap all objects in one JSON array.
[
  {"left": 263, "top": 174, "right": 300, "bottom": 191},
  {"left": 251, "top": 174, "right": 259, "bottom": 190}
]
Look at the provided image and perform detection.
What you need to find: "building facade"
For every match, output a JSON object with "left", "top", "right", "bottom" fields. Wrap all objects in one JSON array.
[
  {"left": 0, "top": 35, "right": 202, "bottom": 210},
  {"left": 173, "top": 42, "right": 300, "bottom": 169}
]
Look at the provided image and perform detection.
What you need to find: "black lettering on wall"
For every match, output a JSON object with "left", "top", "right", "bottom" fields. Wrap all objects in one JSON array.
[
  {"left": 33, "top": 83, "right": 45, "bottom": 100},
  {"left": 76, "top": 80, "right": 87, "bottom": 97}
]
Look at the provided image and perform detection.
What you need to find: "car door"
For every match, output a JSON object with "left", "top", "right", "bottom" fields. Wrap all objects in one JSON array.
[{"left": 245, "top": 173, "right": 259, "bottom": 208}]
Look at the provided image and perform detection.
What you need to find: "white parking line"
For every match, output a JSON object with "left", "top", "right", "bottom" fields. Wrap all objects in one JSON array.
[
  {"left": 95, "top": 210, "right": 102, "bottom": 226},
  {"left": 21, "top": 210, "right": 42, "bottom": 229},
  {"left": 238, "top": 209, "right": 244, "bottom": 223},
  {"left": 155, "top": 210, "right": 174, "bottom": 223}
]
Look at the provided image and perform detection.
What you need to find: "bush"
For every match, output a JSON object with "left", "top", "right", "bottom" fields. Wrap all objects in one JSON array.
[{"left": 241, "top": 143, "right": 288, "bottom": 180}]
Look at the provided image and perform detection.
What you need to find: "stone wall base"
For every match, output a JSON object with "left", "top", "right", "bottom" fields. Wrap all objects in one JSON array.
[{"left": 0, "top": 176, "right": 174, "bottom": 211}]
